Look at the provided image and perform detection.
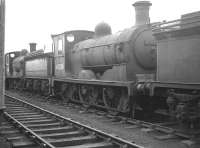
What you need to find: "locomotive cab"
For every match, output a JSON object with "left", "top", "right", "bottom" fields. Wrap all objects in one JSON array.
[
  {"left": 5, "top": 51, "right": 21, "bottom": 89},
  {"left": 5, "top": 51, "right": 21, "bottom": 77},
  {"left": 51, "top": 30, "right": 94, "bottom": 78}
]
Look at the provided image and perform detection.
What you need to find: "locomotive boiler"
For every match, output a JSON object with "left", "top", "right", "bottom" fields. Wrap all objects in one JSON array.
[
  {"left": 70, "top": 1, "right": 156, "bottom": 82},
  {"left": 74, "top": 21, "right": 156, "bottom": 81}
]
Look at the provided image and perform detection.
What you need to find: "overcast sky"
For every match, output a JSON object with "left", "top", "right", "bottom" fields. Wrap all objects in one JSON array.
[{"left": 5, "top": 0, "right": 200, "bottom": 53}]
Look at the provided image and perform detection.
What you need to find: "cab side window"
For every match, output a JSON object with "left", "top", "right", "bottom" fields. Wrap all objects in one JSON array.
[
  {"left": 6, "top": 54, "right": 9, "bottom": 64},
  {"left": 58, "top": 39, "right": 63, "bottom": 55},
  {"left": 54, "top": 37, "right": 64, "bottom": 56}
]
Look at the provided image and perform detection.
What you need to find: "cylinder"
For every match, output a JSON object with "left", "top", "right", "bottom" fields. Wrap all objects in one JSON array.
[
  {"left": 29, "top": 43, "right": 37, "bottom": 52},
  {"left": 133, "top": 1, "right": 152, "bottom": 26}
]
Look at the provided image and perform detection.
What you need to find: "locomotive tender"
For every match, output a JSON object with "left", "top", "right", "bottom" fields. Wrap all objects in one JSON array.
[{"left": 5, "top": 1, "right": 200, "bottom": 128}]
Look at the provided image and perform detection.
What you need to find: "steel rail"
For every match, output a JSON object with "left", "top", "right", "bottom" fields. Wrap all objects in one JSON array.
[
  {"left": 5, "top": 93, "right": 144, "bottom": 148},
  {"left": 3, "top": 112, "right": 56, "bottom": 148},
  {"left": 7, "top": 91, "right": 200, "bottom": 140}
]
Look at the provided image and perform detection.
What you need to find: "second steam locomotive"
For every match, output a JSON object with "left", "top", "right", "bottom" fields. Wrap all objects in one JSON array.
[{"left": 5, "top": 1, "right": 200, "bottom": 128}]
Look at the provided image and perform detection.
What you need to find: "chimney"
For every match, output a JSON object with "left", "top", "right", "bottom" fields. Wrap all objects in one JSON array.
[
  {"left": 29, "top": 43, "right": 37, "bottom": 52},
  {"left": 133, "top": 1, "right": 152, "bottom": 26}
]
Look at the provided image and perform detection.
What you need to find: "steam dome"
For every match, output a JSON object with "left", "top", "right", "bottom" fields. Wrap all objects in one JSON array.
[{"left": 94, "top": 22, "right": 112, "bottom": 37}]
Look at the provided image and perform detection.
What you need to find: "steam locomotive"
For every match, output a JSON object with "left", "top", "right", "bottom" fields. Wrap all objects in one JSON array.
[{"left": 5, "top": 1, "right": 200, "bottom": 128}]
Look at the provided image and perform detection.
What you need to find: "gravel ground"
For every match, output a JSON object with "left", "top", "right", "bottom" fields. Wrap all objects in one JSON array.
[
  {"left": 0, "top": 134, "right": 12, "bottom": 148},
  {"left": 6, "top": 90, "right": 199, "bottom": 148}
]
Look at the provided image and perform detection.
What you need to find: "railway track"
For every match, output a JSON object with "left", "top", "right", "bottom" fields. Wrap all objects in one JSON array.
[
  {"left": 1, "top": 94, "right": 143, "bottom": 148},
  {"left": 5, "top": 90, "right": 200, "bottom": 148},
  {"left": 60, "top": 106, "right": 200, "bottom": 147},
  {"left": 21, "top": 91, "right": 200, "bottom": 141}
]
